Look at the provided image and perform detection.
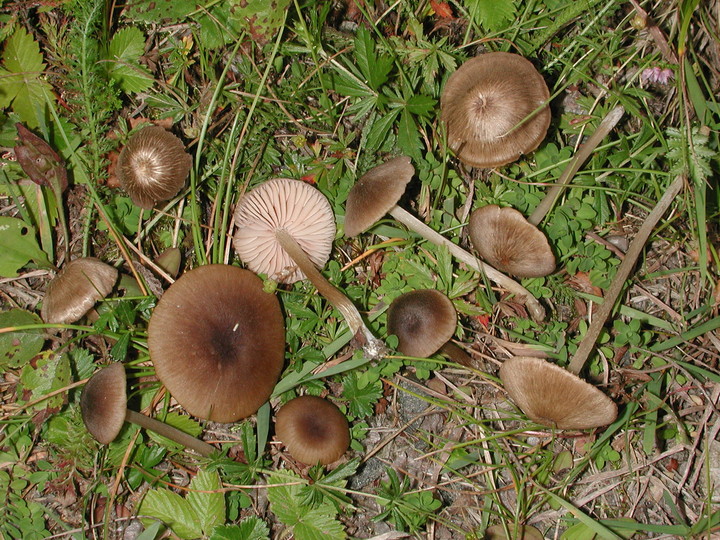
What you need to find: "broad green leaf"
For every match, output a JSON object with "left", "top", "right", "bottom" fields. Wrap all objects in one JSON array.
[
  {"left": 139, "top": 488, "right": 202, "bottom": 539},
  {"left": 106, "top": 27, "right": 153, "bottom": 93},
  {"left": 397, "top": 109, "right": 421, "bottom": 160},
  {"left": 122, "top": 0, "right": 196, "bottom": 23},
  {"left": 0, "top": 308, "right": 44, "bottom": 369},
  {"left": 0, "top": 216, "right": 51, "bottom": 276},
  {"left": 18, "top": 350, "right": 71, "bottom": 413},
  {"left": 187, "top": 469, "right": 225, "bottom": 536},
  {"left": 467, "top": 0, "right": 517, "bottom": 33},
  {"left": 210, "top": 518, "right": 270, "bottom": 540},
  {"left": 227, "top": 0, "right": 292, "bottom": 44}
]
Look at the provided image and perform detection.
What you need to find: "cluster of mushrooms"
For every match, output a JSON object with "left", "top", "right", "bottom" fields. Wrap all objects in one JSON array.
[{"left": 41, "top": 50, "right": 628, "bottom": 468}]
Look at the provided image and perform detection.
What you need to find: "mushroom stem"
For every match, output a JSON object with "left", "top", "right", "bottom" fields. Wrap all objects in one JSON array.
[
  {"left": 387, "top": 205, "right": 546, "bottom": 321},
  {"left": 124, "top": 409, "right": 216, "bottom": 457},
  {"left": 439, "top": 341, "right": 474, "bottom": 368},
  {"left": 275, "top": 229, "right": 386, "bottom": 358},
  {"left": 528, "top": 105, "right": 625, "bottom": 226},
  {"left": 568, "top": 174, "right": 685, "bottom": 375}
]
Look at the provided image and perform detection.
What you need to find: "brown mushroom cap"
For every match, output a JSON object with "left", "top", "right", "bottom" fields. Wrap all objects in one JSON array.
[
  {"left": 148, "top": 265, "right": 285, "bottom": 423},
  {"left": 117, "top": 126, "right": 192, "bottom": 210},
  {"left": 233, "top": 178, "right": 336, "bottom": 284},
  {"left": 499, "top": 356, "right": 618, "bottom": 430},
  {"left": 387, "top": 289, "right": 457, "bottom": 358},
  {"left": 81, "top": 363, "right": 127, "bottom": 444},
  {"left": 440, "top": 52, "right": 551, "bottom": 168},
  {"left": 344, "top": 156, "right": 415, "bottom": 237},
  {"left": 41, "top": 257, "right": 118, "bottom": 324},
  {"left": 468, "top": 205, "right": 555, "bottom": 278},
  {"left": 275, "top": 396, "right": 350, "bottom": 465}
]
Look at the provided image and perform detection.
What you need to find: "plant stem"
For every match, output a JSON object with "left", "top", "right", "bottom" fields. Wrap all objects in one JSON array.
[
  {"left": 124, "top": 409, "right": 216, "bottom": 457},
  {"left": 275, "top": 229, "right": 386, "bottom": 359},
  {"left": 387, "top": 206, "right": 546, "bottom": 322},
  {"left": 568, "top": 175, "right": 685, "bottom": 375}
]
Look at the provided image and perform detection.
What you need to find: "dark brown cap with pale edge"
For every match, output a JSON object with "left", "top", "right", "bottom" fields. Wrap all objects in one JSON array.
[
  {"left": 80, "top": 363, "right": 128, "bottom": 445},
  {"left": 468, "top": 205, "right": 555, "bottom": 278},
  {"left": 148, "top": 265, "right": 285, "bottom": 423},
  {"left": 440, "top": 52, "right": 551, "bottom": 168},
  {"left": 275, "top": 396, "right": 350, "bottom": 465}
]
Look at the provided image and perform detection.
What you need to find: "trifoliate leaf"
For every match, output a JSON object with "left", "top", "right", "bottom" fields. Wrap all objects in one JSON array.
[
  {"left": 105, "top": 27, "right": 153, "bottom": 93},
  {"left": 139, "top": 488, "right": 202, "bottom": 539},
  {"left": 0, "top": 308, "right": 44, "bottom": 369},
  {"left": 210, "top": 518, "right": 270, "bottom": 540},
  {"left": 0, "top": 217, "right": 51, "bottom": 277},
  {"left": 187, "top": 469, "right": 225, "bottom": 536},
  {"left": 467, "top": 0, "right": 517, "bottom": 32}
]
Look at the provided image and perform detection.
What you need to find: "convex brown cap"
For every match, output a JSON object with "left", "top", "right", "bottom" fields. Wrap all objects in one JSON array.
[
  {"left": 441, "top": 52, "right": 551, "bottom": 168},
  {"left": 233, "top": 178, "right": 335, "bottom": 284},
  {"left": 117, "top": 126, "right": 192, "bottom": 209},
  {"left": 344, "top": 156, "right": 414, "bottom": 237},
  {"left": 148, "top": 265, "right": 285, "bottom": 423},
  {"left": 81, "top": 362, "right": 128, "bottom": 444},
  {"left": 468, "top": 205, "right": 555, "bottom": 278},
  {"left": 275, "top": 396, "right": 350, "bottom": 465},
  {"left": 41, "top": 257, "right": 118, "bottom": 324},
  {"left": 500, "top": 356, "right": 618, "bottom": 430},
  {"left": 387, "top": 289, "right": 457, "bottom": 358}
]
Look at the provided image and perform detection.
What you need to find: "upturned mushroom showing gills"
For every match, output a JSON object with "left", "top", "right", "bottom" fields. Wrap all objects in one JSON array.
[
  {"left": 41, "top": 257, "right": 118, "bottom": 324},
  {"left": 148, "top": 265, "right": 285, "bottom": 423},
  {"left": 81, "top": 363, "right": 216, "bottom": 456},
  {"left": 233, "top": 178, "right": 385, "bottom": 358},
  {"left": 467, "top": 205, "right": 555, "bottom": 278},
  {"left": 440, "top": 52, "right": 551, "bottom": 168},
  {"left": 275, "top": 395, "right": 350, "bottom": 465},
  {"left": 344, "top": 156, "right": 546, "bottom": 321},
  {"left": 116, "top": 125, "right": 192, "bottom": 210}
]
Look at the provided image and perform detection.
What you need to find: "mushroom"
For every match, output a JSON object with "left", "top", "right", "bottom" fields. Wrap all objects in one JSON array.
[
  {"left": 344, "top": 156, "right": 546, "bottom": 321},
  {"left": 41, "top": 257, "right": 118, "bottom": 324},
  {"left": 81, "top": 363, "right": 216, "bottom": 456},
  {"left": 387, "top": 289, "right": 474, "bottom": 367},
  {"left": 440, "top": 52, "right": 551, "bottom": 168},
  {"left": 116, "top": 125, "right": 192, "bottom": 210},
  {"left": 232, "top": 178, "right": 385, "bottom": 358},
  {"left": 275, "top": 395, "right": 350, "bottom": 465},
  {"left": 148, "top": 264, "right": 285, "bottom": 422},
  {"left": 467, "top": 205, "right": 555, "bottom": 278}
]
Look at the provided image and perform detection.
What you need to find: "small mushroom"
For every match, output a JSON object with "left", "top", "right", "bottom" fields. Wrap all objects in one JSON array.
[
  {"left": 467, "top": 205, "right": 555, "bottom": 278},
  {"left": 148, "top": 265, "right": 285, "bottom": 422},
  {"left": 41, "top": 257, "right": 118, "bottom": 324},
  {"left": 81, "top": 363, "right": 216, "bottom": 456},
  {"left": 344, "top": 156, "right": 546, "bottom": 321},
  {"left": 387, "top": 289, "right": 473, "bottom": 367},
  {"left": 116, "top": 126, "right": 192, "bottom": 210},
  {"left": 233, "top": 178, "right": 385, "bottom": 358},
  {"left": 440, "top": 52, "right": 551, "bottom": 168},
  {"left": 275, "top": 395, "right": 350, "bottom": 465}
]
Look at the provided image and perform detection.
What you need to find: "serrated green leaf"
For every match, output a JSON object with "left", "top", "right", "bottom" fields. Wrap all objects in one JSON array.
[
  {"left": 397, "top": 109, "right": 421, "bottom": 160},
  {"left": 467, "top": 0, "right": 517, "bottom": 32},
  {"left": 210, "top": 518, "right": 270, "bottom": 540},
  {"left": 109, "top": 27, "right": 145, "bottom": 62},
  {"left": 0, "top": 216, "right": 51, "bottom": 277},
  {"left": 0, "top": 308, "right": 44, "bottom": 369},
  {"left": 139, "top": 488, "right": 202, "bottom": 539},
  {"left": 105, "top": 27, "right": 154, "bottom": 93},
  {"left": 227, "top": 0, "right": 291, "bottom": 44},
  {"left": 187, "top": 469, "right": 225, "bottom": 536},
  {"left": 18, "top": 350, "right": 70, "bottom": 412}
]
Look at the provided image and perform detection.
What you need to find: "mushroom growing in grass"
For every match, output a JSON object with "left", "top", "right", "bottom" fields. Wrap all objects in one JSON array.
[
  {"left": 148, "top": 265, "right": 285, "bottom": 422},
  {"left": 387, "top": 289, "right": 474, "bottom": 367},
  {"left": 81, "top": 363, "right": 216, "bottom": 456},
  {"left": 467, "top": 205, "right": 555, "bottom": 278},
  {"left": 117, "top": 125, "right": 192, "bottom": 210},
  {"left": 440, "top": 52, "right": 551, "bottom": 168},
  {"left": 344, "top": 156, "right": 546, "bottom": 321},
  {"left": 233, "top": 178, "right": 385, "bottom": 358},
  {"left": 41, "top": 257, "right": 118, "bottom": 324},
  {"left": 275, "top": 396, "right": 350, "bottom": 465}
]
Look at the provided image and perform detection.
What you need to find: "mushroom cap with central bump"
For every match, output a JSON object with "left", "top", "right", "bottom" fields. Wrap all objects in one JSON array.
[
  {"left": 344, "top": 156, "right": 415, "bottom": 237},
  {"left": 81, "top": 363, "right": 127, "bottom": 444},
  {"left": 275, "top": 396, "right": 350, "bottom": 465},
  {"left": 41, "top": 257, "right": 118, "bottom": 324},
  {"left": 148, "top": 265, "right": 285, "bottom": 423},
  {"left": 500, "top": 356, "right": 618, "bottom": 430},
  {"left": 468, "top": 205, "right": 555, "bottom": 278},
  {"left": 387, "top": 289, "right": 457, "bottom": 358},
  {"left": 233, "top": 178, "right": 336, "bottom": 284},
  {"left": 440, "top": 52, "right": 551, "bottom": 168}
]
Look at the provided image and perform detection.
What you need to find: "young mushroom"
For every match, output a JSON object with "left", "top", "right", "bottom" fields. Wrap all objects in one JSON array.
[
  {"left": 440, "top": 52, "right": 551, "bottom": 168},
  {"left": 81, "top": 363, "right": 216, "bottom": 457},
  {"left": 41, "top": 257, "right": 118, "bottom": 324},
  {"left": 116, "top": 125, "right": 192, "bottom": 210},
  {"left": 233, "top": 178, "right": 385, "bottom": 358},
  {"left": 148, "top": 265, "right": 285, "bottom": 422},
  {"left": 387, "top": 289, "right": 474, "bottom": 367},
  {"left": 467, "top": 205, "right": 555, "bottom": 278},
  {"left": 344, "top": 156, "right": 546, "bottom": 321},
  {"left": 275, "top": 395, "right": 350, "bottom": 465}
]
